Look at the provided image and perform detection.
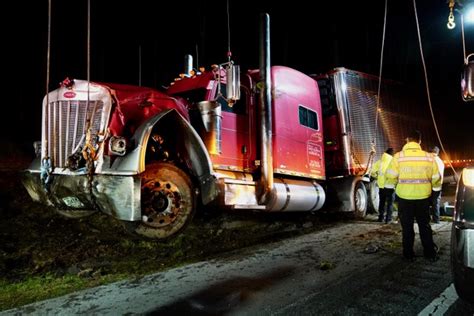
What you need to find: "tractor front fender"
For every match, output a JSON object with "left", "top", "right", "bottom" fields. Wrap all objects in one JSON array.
[{"left": 110, "top": 109, "right": 218, "bottom": 205}]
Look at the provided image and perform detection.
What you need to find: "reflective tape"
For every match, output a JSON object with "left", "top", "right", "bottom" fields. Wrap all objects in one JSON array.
[
  {"left": 398, "top": 179, "right": 430, "bottom": 184},
  {"left": 386, "top": 169, "right": 398, "bottom": 176},
  {"left": 398, "top": 156, "right": 433, "bottom": 162}
]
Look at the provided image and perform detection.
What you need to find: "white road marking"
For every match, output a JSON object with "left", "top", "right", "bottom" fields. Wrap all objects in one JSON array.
[{"left": 418, "top": 284, "right": 459, "bottom": 316}]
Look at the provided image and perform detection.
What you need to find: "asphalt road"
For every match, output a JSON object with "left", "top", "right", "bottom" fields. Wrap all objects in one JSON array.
[{"left": 2, "top": 219, "right": 473, "bottom": 315}]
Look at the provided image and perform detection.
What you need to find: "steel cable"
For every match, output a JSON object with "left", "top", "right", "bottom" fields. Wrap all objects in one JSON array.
[{"left": 413, "top": 0, "right": 459, "bottom": 181}]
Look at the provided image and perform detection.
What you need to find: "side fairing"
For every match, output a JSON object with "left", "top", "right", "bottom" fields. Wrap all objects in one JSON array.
[
  {"left": 271, "top": 66, "right": 325, "bottom": 180},
  {"left": 328, "top": 68, "right": 437, "bottom": 176}
]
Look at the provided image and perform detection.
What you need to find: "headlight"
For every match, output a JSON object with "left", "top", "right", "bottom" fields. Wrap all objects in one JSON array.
[
  {"left": 454, "top": 167, "right": 474, "bottom": 224},
  {"left": 463, "top": 168, "right": 474, "bottom": 188},
  {"left": 109, "top": 136, "right": 127, "bottom": 156}
]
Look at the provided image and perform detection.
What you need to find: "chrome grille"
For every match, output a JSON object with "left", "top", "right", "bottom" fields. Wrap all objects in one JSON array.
[{"left": 45, "top": 100, "right": 104, "bottom": 168}]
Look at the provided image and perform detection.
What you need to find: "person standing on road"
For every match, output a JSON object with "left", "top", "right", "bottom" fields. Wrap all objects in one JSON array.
[
  {"left": 371, "top": 147, "right": 395, "bottom": 223},
  {"left": 430, "top": 146, "right": 444, "bottom": 224},
  {"left": 385, "top": 130, "right": 442, "bottom": 262}
]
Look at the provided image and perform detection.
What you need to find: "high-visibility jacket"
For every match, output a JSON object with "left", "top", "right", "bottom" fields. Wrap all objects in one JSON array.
[
  {"left": 370, "top": 152, "right": 393, "bottom": 188},
  {"left": 385, "top": 142, "right": 442, "bottom": 200},
  {"left": 432, "top": 154, "right": 445, "bottom": 192}
]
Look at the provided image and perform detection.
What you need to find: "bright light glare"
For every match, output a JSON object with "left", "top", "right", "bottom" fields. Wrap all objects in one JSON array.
[
  {"left": 465, "top": 6, "right": 474, "bottom": 24},
  {"left": 340, "top": 80, "right": 347, "bottom": 92},
  {"left": 462, "top": 168, "right": 474, "bottom": 187}
]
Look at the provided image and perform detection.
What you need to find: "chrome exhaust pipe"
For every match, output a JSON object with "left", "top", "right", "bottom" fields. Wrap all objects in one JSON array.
[
  {"left": 257, "top": 13, "right": 273, "bottom": 205},
  {"left": 184, "top": 54, "right": 193, "bottom": 77}
]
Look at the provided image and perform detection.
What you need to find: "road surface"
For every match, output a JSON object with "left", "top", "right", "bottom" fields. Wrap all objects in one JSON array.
[{"left": 2, "top": 219, "right": 473, "bottom": 315}]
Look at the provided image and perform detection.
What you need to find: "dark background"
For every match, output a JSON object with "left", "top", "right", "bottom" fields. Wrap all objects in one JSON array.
[{"left": 3, "top": 0, "right": 474, "bottom": 160}]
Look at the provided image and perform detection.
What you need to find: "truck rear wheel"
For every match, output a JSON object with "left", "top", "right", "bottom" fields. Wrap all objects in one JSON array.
[
  {"left": 353, "top": 181, "right": 368, "bottom": 219},
  {"left": 127, "top": 162, "right": 195, "bottom": 239}
]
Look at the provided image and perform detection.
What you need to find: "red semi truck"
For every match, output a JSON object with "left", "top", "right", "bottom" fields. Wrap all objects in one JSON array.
[{"left": 23, "top": 17, "right": 435, "bottom": 239}]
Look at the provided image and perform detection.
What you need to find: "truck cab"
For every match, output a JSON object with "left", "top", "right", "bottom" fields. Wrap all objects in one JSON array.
[
  {"left": 166, "top": 65, "right": 326, "bottom": 181},
  {"left": 22, "top": 64, "right": 327, "bottom": 240}
]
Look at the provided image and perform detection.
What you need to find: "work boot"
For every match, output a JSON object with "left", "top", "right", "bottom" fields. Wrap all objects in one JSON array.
[{"left": 424, "top": 245, "right": 440, "bottom": 262}]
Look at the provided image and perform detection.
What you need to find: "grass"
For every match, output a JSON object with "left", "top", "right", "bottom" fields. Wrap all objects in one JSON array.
[{"left": 0, "top": 273, "right": 127, "bottom": 311}]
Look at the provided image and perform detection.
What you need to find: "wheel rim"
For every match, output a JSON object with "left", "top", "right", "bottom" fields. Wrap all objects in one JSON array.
[
  {"left": 136, "top": 162, "right": 194, "bottom": 239},
  {"left": 141, "top": 179, "right": 186, "bottom": 228}
]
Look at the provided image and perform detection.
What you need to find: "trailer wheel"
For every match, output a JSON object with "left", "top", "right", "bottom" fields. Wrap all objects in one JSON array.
[
  {"left": 368, "top": 180, "right": 379, "bottom": 214},
  {"left": 127, "top": 162, "right": 195, "bottom": 239},
  {"left": 353, "top": 181, "right": 368, "bottom": 219}
]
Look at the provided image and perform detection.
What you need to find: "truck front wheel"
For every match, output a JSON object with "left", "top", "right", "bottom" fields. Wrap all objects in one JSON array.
[{"left": 127, "top": 162, "right": 195, "bottom": 239}]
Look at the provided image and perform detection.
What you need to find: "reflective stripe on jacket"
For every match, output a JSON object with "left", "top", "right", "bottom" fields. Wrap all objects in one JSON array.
[
  {"left": 370, "top": 152, "right": 393, "bottom": 188},
  {"left": 385, "top": 142, "right": 442, "bottom": 199}
]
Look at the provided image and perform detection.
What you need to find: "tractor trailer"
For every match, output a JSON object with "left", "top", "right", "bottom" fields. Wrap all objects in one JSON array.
[{"left": 23, "top": 16, "right": 434, "bottom": 239}]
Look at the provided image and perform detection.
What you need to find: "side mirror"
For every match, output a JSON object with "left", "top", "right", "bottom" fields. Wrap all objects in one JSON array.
[
  {"left": 461, "top": 55, "right": 474, "bottom": 102},
  {"left": 225, "top": 64, "right": 241, "bottom": 105}
]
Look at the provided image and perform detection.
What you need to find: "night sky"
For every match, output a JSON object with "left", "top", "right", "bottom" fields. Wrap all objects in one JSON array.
[{"left": 3, "top": 0, "right": 474, "bottom": 160}]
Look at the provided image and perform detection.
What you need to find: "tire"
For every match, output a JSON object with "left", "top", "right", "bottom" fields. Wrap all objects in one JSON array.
[
  {"left": 367, "top": 180, "right": 379, "bottom": 214},
  {"left": 55, "top": 209, "right": 97, "bottom": 219},
  {"left": 124, "top": 162, "right": 195, "bottom": 240},
  {"left": 353, "top": 181, "right": 368, "bottom": 219},
  {"left": 451, "top": 225, "right": 474, "bottom": 304}
]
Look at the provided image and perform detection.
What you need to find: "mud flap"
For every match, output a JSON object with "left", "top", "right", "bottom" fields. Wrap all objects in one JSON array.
[{"left": 326, "top": 176, "right": 368, "bottom": 217}]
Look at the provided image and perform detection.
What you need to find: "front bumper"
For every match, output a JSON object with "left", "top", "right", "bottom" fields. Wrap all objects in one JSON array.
[{"left": 22, "top": 170, "right": 142, "bottom": 221}]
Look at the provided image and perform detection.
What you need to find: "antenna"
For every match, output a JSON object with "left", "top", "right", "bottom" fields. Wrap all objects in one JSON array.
[
  {"left": 226, "top": 0, "right": 232, "bottom": 61},
  {"left": 138, "top": 45, "right": 142, "bottom": 86},
  {"left": 195, "top": 43, "right": 199, "bottom": 71}
]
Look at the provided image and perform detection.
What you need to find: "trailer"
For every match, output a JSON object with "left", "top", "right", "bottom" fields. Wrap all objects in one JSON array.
[{"left": 314, "top": 68, "right": 437, "bottom": 214}]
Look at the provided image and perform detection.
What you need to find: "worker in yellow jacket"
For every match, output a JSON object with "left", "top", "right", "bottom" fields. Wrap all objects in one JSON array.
[
  {"left": 371, "top": 147, "right": 395, "bottom": 223},
  {"left": 385, "top": 130, "right": 442, "bottom": 262}
]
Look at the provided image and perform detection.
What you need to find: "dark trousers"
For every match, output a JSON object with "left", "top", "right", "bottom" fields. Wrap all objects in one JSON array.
[
  {"left": 430, "top": 190, "right": 442, "bottom": 223},
  {"left": 398, "top": 197, "right": 437, "bottom": 259},
  {"left": 378, "top": 188, "right": 394, "bottom": 222}
]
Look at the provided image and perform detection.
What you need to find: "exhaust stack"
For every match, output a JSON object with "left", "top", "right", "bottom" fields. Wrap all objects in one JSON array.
[
  {"left": 257, "top": 13, "right": 273, "bottom": 205},
  {"left": 184, "top": 54, "right": 193, "bottom": 77}
]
